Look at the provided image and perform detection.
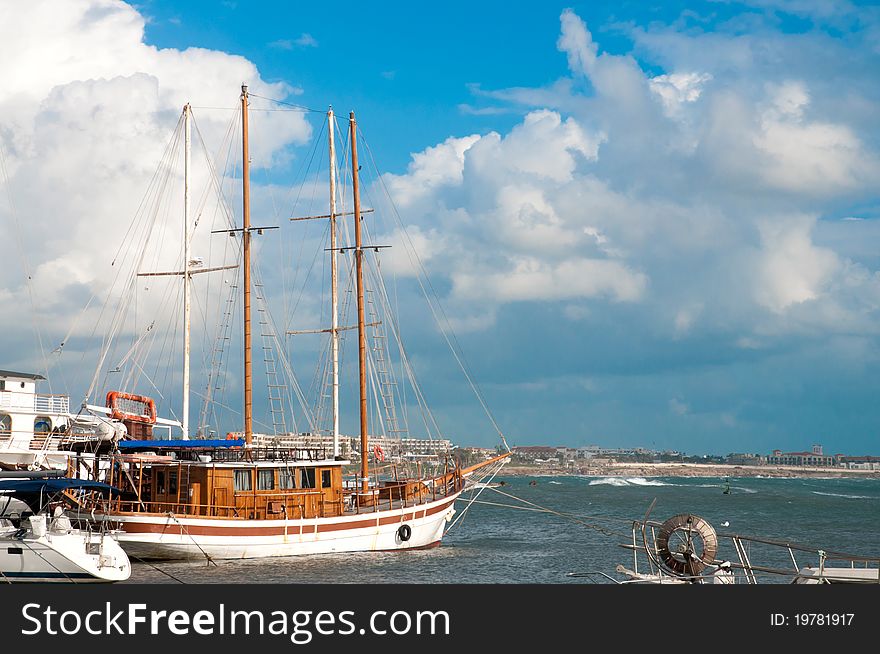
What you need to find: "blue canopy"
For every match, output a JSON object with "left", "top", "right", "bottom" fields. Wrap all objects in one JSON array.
[
  {"left": 118, "top": 438, "right": 244, "bottom": 449},
  {"left": 0, "top": 478, "right": 120, "bottom": 496}
]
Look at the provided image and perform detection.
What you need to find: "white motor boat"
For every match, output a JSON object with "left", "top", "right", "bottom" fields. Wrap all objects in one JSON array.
[{"left": 0, "top": 476, "right": 131, "bottom": 583}]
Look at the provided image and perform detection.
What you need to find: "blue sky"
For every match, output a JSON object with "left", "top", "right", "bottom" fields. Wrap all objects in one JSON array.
[{"left": 2, "top": 1, "right": 880, "bottom": 456}]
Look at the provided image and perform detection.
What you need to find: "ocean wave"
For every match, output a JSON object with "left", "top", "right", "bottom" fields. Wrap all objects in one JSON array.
[
  {"left": 588, "top": 477, "right": 669, "bottom": 487},
  {"left": 811, "top": 491, "right": 874, "bottom": 500}
]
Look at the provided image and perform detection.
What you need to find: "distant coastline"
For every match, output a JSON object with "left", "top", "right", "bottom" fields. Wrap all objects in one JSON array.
[{"left": 499, "top": 461, "right": 880, "bottom": 479}]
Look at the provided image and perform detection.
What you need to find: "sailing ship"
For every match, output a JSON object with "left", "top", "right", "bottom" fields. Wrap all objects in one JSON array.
[{"left": 69, "top": 86, "right": 509, "bottom": 560}]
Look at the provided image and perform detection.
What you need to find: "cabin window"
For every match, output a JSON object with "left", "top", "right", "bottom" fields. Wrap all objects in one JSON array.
[
  {"left": 34, "top": 417, "right": 51, "bottom": 435},
  {"left": 300, "top": 468, "right": 316, "bottom": 489},
  {"left": 0, "top": 413, "right": 11, "bottom": 439},
  {"left": 279, "top": 468, "right": 295, "bottom": 489},
  {"left": 234, "top": 469, "right": 252, "bottom": 491},
  {"left": 169, "top": 470, "right": 178, "bottom": 495},
  {"left": 321, "top": 469, "right": 332, "bottom": 489},
  {"left": 156, "top": 470, "right": 166, "bottom": 495},
  {"left": 0, "top": 381, "right": 5, "bottom": 391},
  {"left": 257, "top": 469, "right": 275, "bottom": 490}
]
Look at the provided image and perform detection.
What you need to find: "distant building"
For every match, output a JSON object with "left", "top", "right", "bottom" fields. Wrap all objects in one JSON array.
[
  {"left": 249, "top": 432, "right": 453, "bottom": 459},
  {"left": 767, "top": 445, "right": 836, "bottom": 467},
  {"left": 512, "top": 446, "right": 559, "bottom": 462},
  {"left": 837, "top": 455, "right": 880, "bottom": 470},
  {"left": 725, "top": 453, "right": 765, "bottom": 466}
]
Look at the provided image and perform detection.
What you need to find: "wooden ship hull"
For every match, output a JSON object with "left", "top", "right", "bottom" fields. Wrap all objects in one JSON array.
[
  {"left": 77, "top": 446, "right": 506, "bottom": 561},
  {"left": 102, "top": 493, "right": 457, "bottom": 560}
]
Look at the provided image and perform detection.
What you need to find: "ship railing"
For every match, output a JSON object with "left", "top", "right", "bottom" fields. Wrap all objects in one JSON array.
[
  {"left": 342, "top": 467, "right": 464, "bottom": 514},
  {"left": 621, "top": 519, "right": 880, "bottom": 585},
  {"left": 34, "top": 393, "right": 70, "bottom": 414},
  {"left": 0, "top": 390, "right": 70, "bottom": 414},
  {"left": 106, "top": 490, "right": 333, "bottom": 519},
  {"left": 166, "top": 446, "right": 330, "bottom": 463}
]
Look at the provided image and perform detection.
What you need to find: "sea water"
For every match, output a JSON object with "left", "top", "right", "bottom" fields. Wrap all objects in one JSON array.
[{"left": 127, "top": 475, "right": 880, "bottom": 584}]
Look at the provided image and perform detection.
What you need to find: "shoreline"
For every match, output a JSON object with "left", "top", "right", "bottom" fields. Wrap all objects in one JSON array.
[{"left": 498, "top": 461, "right": 880, "bottom": 479}]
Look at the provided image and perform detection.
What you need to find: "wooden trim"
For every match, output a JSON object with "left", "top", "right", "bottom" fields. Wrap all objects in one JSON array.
[{"left": 113, "top": 498, "right": 457, "bottom": 537}]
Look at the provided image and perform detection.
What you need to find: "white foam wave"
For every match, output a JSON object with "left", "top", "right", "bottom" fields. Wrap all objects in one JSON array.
[
  {"left": 588, "top": 477, "right": 669, "bottom": 487},
  {"left": 812, "top": 491, "right": 873, "bottom": 500}
]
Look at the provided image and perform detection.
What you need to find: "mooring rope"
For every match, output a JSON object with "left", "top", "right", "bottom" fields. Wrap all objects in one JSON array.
[
  {"left": 127, "top": 553, "right": 187, "bottom": 584},
  {"left": 471, "top": 485, "right": 632, "bottom": 539},
  {"left": 166, "top": 511, "right": 217, "bottom": 566}
]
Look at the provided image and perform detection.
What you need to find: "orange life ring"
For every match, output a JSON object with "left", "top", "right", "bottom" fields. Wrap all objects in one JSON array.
[
  {"left": 373, "top": 444, "right": 385, "bottom": 462},
  {"left": 105, "top": 391, "right": 157, "bottom": 424}
]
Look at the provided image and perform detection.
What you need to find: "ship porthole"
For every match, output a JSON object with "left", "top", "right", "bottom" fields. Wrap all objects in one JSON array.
[{"left": 397, "top": 523, "right": 412, "bottom": 542}]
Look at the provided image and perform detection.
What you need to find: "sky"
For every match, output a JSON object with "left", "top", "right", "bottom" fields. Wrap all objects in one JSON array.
[{"left": 1, "top": 0, "right": 880, "bottom": 455}]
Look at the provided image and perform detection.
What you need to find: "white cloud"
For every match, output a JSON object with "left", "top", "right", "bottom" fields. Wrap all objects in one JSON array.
[
  {"left": 0, "top": 0, "right": 310, "bottom": 379},
  {"left": 383, "top": 135, "right": 480, "bottom": 208},
  {"left": 754, "top": 81, "right": 872, "bottom": 194},
  {"left": 753, "top": 214, "right": 841, "bottom": 312},
  {"left": 649, "top": 72, "right": 713, "bottom": 118},
  {"left": 295, "top": 33, "right": 318, "bottom": 48},
  {"left": 452, "top": 257, "right": 647, "bottom": 303},
  {"left": 669, "top": 397, "right": 689, "bottom": 415},
  {"left": 557, "top": 9, "right": 599, "bottom": 76},
  {"left": 379, "top": 8, "right": 880, "bottom": 348}
]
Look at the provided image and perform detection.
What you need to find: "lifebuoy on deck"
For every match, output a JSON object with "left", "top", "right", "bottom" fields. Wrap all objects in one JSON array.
[
  {"left": 373, "top": 444, "right": 385, "bottom": 462},
  {"left": 105, "top": 391, "right": 157, "bottom": 424},
  {"left": 655, "top": 513, "right": 718, "bottom": 576},
  {"left": 397, "top": 523, "right": 412, "bottom": 542}
]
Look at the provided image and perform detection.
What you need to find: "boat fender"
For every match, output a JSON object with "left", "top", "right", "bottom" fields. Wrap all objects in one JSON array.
[{"left": 397, "top": 523, "right": 412, "bottom": 542}]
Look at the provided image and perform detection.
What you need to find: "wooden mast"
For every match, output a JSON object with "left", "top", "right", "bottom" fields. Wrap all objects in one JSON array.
[
  {"left": 350, "top": 112, "right": 369, "bottom": 494},
  {"left": 241, "top": 85, "right": 253, "bottom": 446}
]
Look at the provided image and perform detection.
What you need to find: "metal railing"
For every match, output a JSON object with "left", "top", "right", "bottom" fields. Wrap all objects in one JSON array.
[
  {"left": 611, "top": 518, "right": 880, "bottom": 585},
  {"left": 0, "top": 390, "right": 70, "bottom": 414}
]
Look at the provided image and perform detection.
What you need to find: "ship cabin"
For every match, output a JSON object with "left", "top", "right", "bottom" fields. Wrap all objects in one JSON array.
[
  {"left": 0, "top": 369, "right": 70, "bottom": 454},
  {"left": 99, "top": 440, "right": 457, "bottom": 521}
]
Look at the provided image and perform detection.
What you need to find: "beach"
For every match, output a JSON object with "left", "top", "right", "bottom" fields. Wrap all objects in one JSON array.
[{"left": 499, "top": 461, "right": 880, "bottom": 479}]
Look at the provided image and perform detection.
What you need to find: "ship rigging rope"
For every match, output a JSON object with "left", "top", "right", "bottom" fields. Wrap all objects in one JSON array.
[
  {"left": 444, "top": 461, "right": 505, "bottom": 535},
  {"left": 360, "top": 223, "right": 443, "bottom": 441},
  {"left": 245, "top": 93, "right": 325, "bottom": 114},
  {"left": 0, "top": 139, "right": 52, "bottom": 388},
  {"left": 330, "top": 136, "right": 443, "bottom": 444},
  {"left": 195, "top": 108, "right": 242, "bottom": 435},
  {"left": 87, "top": 115, "right": 186, "bottom": 401},
  {"left": 189, "top": 388, "right": 276, "bottom": 433},
  {"left": 358, "top": 132, "right": 510, "bottom": 452}
]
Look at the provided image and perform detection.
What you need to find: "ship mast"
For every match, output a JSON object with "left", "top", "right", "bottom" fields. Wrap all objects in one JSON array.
[
  {"left": 328, "top": 108, "right": 340, "bottom": 458},
  {"left": 350, "top": 112, "right": 369, "bottom": 494},
  {"left": 182, "top": 103, "right": 192, "bottom": 439},
  {"left": 241, "top": 85, "right": 253, "bottom": 446}
]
